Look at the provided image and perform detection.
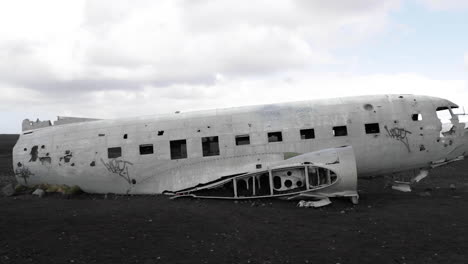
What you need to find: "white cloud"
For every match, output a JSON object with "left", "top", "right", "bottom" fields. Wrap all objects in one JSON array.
[
  {"left": 0, "top": 0, "right": 399, "bottom": 93},
  {"left": 2, "top": 72, "right": 466, "bottom": 133},
  {"left": 10, "top": 0, "right": 468, "bottom": 135}
]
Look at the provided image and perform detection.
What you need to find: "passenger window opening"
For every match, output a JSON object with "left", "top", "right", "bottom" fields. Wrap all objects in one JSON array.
[
  {"left": 123, "top": 134, "right": 128, "bottom": 139},
  {"left": 157, "top": 131, "right": 164, "bottom": 136},
  {"left": 267, "top": 132, "right": 283, "bottom": 142},
  {"left": 333, "top": 126, "right": 348, "bottom": 137},
  {"left": 202, "top": 136, "right": 220, "bottom": 157},
  {"left": 170, "top": 140, "right": 187, "bottom": 159},
  {"left": 365, "top": 123, "right": 380, "bottom": 134},
  {"left": 235, "top": 135, "right": 250, "bottom": 146},
  {"left": 139, "top": 144, "right": 154, "bottom": 155},
  {"left": 108, "top": 147, "right": 122, "bottom": 159},
  {"left": 300, "top": 128, "right": 315, "bottom": 139},
  {"left": 412, "top": 114, "right": 422, "bottom": 121}
]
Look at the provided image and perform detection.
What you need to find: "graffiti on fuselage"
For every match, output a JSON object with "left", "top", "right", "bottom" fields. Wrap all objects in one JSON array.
[
  {"left": 15, "top": 164, "right": 34, "bottom": 185},
  {"left": 100, "top": 158, "right": 135, "bottom": 185},
  {"left": 384, "top": 126, "right": 412, "bottom": 152}
]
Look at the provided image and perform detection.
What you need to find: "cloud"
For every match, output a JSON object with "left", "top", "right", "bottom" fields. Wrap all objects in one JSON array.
[
  {"left": 14, "top": 0, "right": 468, "bottom": 135},
  {"left": 418, "top": 0, "right": 468, "bottom": 10},
  {"left": 2, "top": 72, "right": 466, "bottom": 131},
  {"left": 0, "top": 0, "right": 399, "bottom": 95}
]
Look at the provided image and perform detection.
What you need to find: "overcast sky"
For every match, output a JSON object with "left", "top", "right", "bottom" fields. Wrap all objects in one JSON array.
[{"left": 1, "top": 0, "right": 467, "bottom": 133}]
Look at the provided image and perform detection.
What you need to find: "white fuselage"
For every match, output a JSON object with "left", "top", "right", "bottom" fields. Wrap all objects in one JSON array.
[{"left": 12, "top": 94, "right": 468, "bottom": 194}]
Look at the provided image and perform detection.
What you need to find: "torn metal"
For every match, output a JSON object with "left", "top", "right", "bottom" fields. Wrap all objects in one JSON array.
[
  {"left": 168, "top": 146, "right": 359, "bottom": 204},
  {"left": 297, "top": 198, "right": 332, "bottom": 208}
]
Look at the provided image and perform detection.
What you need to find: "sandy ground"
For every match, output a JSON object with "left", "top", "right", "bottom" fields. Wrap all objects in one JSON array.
[{"left": 2, "top": 134, "right": 468, "bottom": 264}]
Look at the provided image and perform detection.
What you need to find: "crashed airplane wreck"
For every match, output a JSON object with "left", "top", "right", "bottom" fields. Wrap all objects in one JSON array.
[{"left": 12, "top": 95, "right": 468, "bottom": 204}]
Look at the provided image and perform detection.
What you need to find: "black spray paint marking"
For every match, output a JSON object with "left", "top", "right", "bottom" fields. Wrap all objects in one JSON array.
[
  {"left": 15, "top": 166, "right": 34, "bottom": 185},
  {"left": 29, "top": 146, "right": 38, "bottom": 162},
  {"left": 384, "top": 126, "right": 412, "bottom": 152},
  {"left": 101, "top": 158, "right": 134, "bottom": 184}
]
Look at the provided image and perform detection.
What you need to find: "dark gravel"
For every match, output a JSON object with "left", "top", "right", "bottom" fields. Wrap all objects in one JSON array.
[
  {"left": 2, "top": 134, "right": 468, "bottom": 264},
  {"left": 0, "top": 134, "right": 18, "bottom": 187}
]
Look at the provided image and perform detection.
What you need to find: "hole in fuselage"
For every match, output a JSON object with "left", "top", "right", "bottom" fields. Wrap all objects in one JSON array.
[{"left": 273, "top": 176, "right": 282, "bottom": 189}]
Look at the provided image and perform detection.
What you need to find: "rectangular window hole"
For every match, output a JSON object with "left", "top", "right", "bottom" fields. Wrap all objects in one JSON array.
[
  {"left": 300, "top": 128, "right": 315, "bottom": 139},
  {"left": 333, "top": 126, "right": 348, "bottom": 137},
  {"left": 365, "top": 123, "right": 380, "bottom": 134},
  {"left": 170, "top": 139, "right": 187, "bottom": 160},
  {"left": 235, "top": 134, "right": 250, "bottom": 145},
  {"left": 108, "top": 147, "right": 122, "bottom": 159},
  {"left": 202, "top": 136, "right": 220, "bottom": 157},
  {"left": 139, "top": 144, "right": 154, "bottom": 155},
  {"left": 268, "top": 132, "right": 283, "bottom": 142},
  {"left": 412, "top": 114, "right": 422, "bottom": 121}
]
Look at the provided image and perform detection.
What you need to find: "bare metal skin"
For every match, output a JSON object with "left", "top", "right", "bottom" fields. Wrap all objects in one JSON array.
[{"left": 12, "top": 94, "right": 468, "bottom": 202}]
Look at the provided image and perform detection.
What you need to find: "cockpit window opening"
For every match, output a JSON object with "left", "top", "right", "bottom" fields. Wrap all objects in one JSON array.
[
  {"left": 436, "top": 105, "right": 459, "bottom": 137},
  {"left": 436, "top": 107, "right": 453, "bottom": 125}
]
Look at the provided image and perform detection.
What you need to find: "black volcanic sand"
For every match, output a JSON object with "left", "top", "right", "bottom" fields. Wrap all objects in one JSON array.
[
  {"left": 1, "top": 135, "right": 468, "bottom": 264},
  {"left": 0, "top": 134, "right": 18, "bottom": 186}
]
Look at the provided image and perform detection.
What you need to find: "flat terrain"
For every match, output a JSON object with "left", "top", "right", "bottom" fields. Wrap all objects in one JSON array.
[{"left": 1, "top": 135, "right": 468, "bottom": 264}]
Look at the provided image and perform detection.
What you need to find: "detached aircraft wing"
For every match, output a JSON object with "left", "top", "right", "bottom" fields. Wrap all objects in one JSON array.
[{"left": 168, "top": 146, "right": 359, "bottom": 204}]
